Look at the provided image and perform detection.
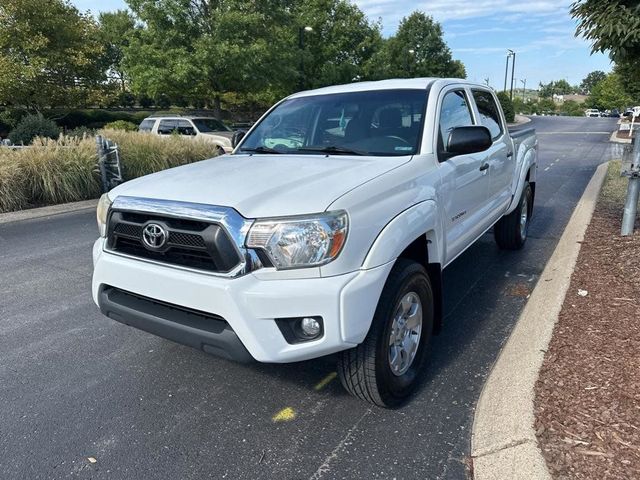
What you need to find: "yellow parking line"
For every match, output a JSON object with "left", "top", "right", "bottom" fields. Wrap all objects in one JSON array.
[
  {"left": 314, "top": 372, "right": 337, "bottom": 391},
  {"left": 272, "top": 407, "right": 296, "bottom": 422}
]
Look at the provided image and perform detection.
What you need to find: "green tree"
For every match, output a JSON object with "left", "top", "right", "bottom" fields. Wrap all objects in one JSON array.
[
  {"left": 124, "top": 0, "right": 298, "bottom": 116},
  {"left": 296, "top": 0, "right": 382, "bottom": 89},
  {"left": 0, "top": 0, "right": 104, "bottom": 110},
  {"left": 365, "top": 12, "right": 465, "bottom": 80},
  {"left": 579, "top": 70, "right": 607, "bottom": 94},
  {"left": 571, "top": 0, "right": 640, "bottom": 61},
  {"left": 98, "top": 10, "right": 136, "bottom": 92},
  {"left": 497, "top": 92, "right": 515, "bottom": 123},
  {"left": 587, "top": 73, "right": 632, "bottom": 110},
  {"left": 560, "top": 100, "right": 587, "bottom": 117},
  {"left": 538, "top": 79, "right": 575, "bottom": 98}
]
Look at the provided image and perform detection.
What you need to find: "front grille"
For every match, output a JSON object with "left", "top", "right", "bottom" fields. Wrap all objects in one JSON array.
[{"left": 106, "top": 210, "right": 242, "bottom": 273}]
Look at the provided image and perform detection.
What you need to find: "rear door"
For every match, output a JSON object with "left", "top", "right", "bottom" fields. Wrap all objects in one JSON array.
[
  {"left": 436, "top": 87, "right": 491, "bottom": 264},
  {"left": 470, "top": 89, "right": 513, "bottom": 220}
]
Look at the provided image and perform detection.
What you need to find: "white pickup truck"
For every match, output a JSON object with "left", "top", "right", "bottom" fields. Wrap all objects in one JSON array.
[{"left": 92, "top": 78, "right": 537, "bottom": 407}]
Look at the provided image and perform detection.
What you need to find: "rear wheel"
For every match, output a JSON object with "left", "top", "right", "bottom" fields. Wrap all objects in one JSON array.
[
  {"left": 337, "top": 259, "right": 434, "bottom": 408},
  {"left": 494, "top": 182, "right": 533, "bottom": 250}
]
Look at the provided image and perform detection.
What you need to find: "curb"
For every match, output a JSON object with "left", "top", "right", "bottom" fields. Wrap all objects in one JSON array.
[
  {"left": 507, "top": 115, "right": 532, "bottom": 128},
  {"left": 609, "top": 131, "right": 632, "bottom": 144},
  {"left": 471, "top": 161, "right": 610, "bottom": 480},
  {"left": 0, "top": 199, "right": 98, "bottom": 225}
]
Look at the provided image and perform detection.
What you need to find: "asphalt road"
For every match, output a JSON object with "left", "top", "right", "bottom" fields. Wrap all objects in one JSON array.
[{"left": 0, "top": 116, "right": 621, "bottom": 480}]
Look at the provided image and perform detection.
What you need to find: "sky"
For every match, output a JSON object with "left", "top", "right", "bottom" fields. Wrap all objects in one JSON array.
[{"left": 72, "top": 0, "right": 612, "bottom": 90}]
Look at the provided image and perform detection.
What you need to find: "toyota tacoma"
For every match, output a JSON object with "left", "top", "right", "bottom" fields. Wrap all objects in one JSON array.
[{"left": 92, "top": 78, "right": 537, "bottom": 407}]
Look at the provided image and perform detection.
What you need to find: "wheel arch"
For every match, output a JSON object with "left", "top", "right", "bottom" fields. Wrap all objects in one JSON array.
[{"left": 361, "top": 201, "right": 444, "bottom": 335}]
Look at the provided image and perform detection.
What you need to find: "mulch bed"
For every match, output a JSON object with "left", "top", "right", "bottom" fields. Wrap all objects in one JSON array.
[{"left": 534, "top": 166, "right": 640, "bottom": 479}]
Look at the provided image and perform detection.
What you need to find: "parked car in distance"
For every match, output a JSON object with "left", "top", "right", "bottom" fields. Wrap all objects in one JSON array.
[
  {"left": 93, "top": 78, "right": 538, "bottom": 407},
  {"left": 607, "top": 109, "right": 621, "bottom": 118},
  {"left": 585, "top": 109, "right": 601, "bottom": 117},
  {"left": 138, "top": 115, "right": 234, "bottom": 153}
]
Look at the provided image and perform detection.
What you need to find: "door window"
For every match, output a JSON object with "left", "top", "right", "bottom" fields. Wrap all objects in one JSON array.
[
  {"left": 139, "top": 119, "right": 155, "bottom": 132},
  {"left": 157, "top": 120, "right": 177, "bottom": 135},
  {"left": 438, "top": 90, "right": 474, "bottom": 152},
  {"left": 472, "top": 90, "right": 503, "bottom": 139}
]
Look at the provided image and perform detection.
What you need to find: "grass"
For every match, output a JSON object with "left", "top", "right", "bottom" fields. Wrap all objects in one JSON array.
[
  {"left": 0, "top": 131, "right": 219, "bottom": 213},
  {"left": 601, "top": 160, "right": 628, "bottom": 208}
]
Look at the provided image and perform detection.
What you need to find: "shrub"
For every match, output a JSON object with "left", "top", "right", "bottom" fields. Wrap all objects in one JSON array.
[
  {"left": 118, "top": 92, "right": 136, "bottom": 108},
  {"left": 8, "top": 114, "right": 60, "bottom": 145},
  {"left": 497, "top": 92, "right": 515, "bottom": 123},
  {"left": 138, "top": 94, "right": 154, "bottom": 108},
  {"left": 104, "top": 120, "right": 138, "bottom": 131},
  {"left": 103, "top": 129, "right": 218, "bottom": 180},
  {"left": 0, "top": 131, "right": 218, "bottom": 213},
  {"left": 65, "top": 126, "right": 96, "bottom": 139},
  {"left": 155, "top": 94, "right": 171, "bottom": 109}
]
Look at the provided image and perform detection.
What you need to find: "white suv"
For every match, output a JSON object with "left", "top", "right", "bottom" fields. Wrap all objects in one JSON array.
[{"left": 139, "top": 116, "right": 234, "bottom": 153}]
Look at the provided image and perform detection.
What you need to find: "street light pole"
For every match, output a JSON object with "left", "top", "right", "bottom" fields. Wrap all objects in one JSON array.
[
  {"left": 510, "top": 50, "right": 516, "bottom": 100},
  {"left": 520, "top": 79, "right": 527, "bottom": 101},
  {"left": 298, "top": 26, "right": 313, "bottom": 91},
  {"left": 503, "top": 51, "right": 512, "bottom": 92}
]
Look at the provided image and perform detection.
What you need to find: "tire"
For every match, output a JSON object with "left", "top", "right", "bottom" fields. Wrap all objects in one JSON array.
[
  {"left": 494, "top": 181, "right": 533, "bottom": 250},
  {"left": 337, "top": 258, "right": 434, "bottom": 408}
]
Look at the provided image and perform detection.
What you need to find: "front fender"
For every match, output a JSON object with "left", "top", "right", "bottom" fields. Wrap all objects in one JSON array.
[{"left": 362, "top": 200, "right": 442, "bottom": 269}]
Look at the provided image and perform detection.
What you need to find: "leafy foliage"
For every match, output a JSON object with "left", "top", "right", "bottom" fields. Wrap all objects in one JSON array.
[
  {"left": 586, "top": 73, "right": 632, "bottom": 110},
  {"left": 98, "top": 10, "right": 137, "bottom": 92},
  {"left": 539, "top": 80, "right": 576, "bottom": 98},
  {"left": 560, "top": 100, "right": 586, "bottom": 116},
  {"left": 571, "top": 0, "right": 640, "bottom": 61},
  {"left": 0, "top": 0, "right": 105, "bottom": 109},
  {"left": 104, "top": 120, "right": 138, "bottom": 131},
  {"left": 497, "top": 92, "right": 515, "bottom": 123},
  {"left": 580, "top": 71, "right": 607, "bottom": 94},
  {"left": 8, "top": 114, "right": 60, "bottom": 145},
  {"left": 365, "top": 12, "right": 465, "bottom": 80}
]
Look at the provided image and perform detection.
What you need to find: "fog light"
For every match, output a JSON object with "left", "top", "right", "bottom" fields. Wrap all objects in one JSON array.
[
  {"left": 300, "top": 317, "right": 321, "bottom": 337},
  {"left": 275, "top": 316, "right": 324, "bottom": 344}
]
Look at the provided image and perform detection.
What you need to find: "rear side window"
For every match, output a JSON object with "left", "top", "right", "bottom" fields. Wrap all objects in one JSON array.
[
  {"left": 139, "top": 119, "right": 155, "bottom": 132},
  {"left": 175, "top": 120, "right": 196, "bottom": 135},
  {"left": 157, "top": 120, "right": 177, "bottom": 134},
  {"left": 438, "top": 90, "right": 474, "bottom": 151},
  {"left": 472, "top": 90, "right": 503, "bottom": 139}
]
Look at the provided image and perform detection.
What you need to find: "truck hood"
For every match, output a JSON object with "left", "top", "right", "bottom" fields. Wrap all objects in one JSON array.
[{"left": 109, "top": 153, "right": 410, "bottom": 218}]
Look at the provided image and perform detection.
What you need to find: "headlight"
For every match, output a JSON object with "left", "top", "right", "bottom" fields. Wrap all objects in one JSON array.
[
  {"left": 246, "top": 211, "right": 348, "bottom": 269},
  {"left": 96, "top": 193, "right": 112, "bottom": 237}
]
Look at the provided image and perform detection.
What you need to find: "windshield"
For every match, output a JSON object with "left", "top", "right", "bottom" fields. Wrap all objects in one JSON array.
[
  {"left": 192, "top": 118, "right": 231, "bottom": 133},
  {"left": 239, "top": 89, "right": 428, "bottom": 156}
]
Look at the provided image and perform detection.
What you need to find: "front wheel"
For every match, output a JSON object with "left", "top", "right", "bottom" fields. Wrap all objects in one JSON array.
[
  {"left": 337, "top": 259, "right": 434, "bottom": 408},
  {"left": 494, "top": 182, "right": 533, "bottom": 250}
]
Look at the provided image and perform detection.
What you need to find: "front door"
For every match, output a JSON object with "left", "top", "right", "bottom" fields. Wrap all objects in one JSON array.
[{"left": 436, "top": 88, "right": 491, "bottom": 265}]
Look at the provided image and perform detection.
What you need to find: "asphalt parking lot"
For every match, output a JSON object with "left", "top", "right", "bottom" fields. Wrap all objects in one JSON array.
[{"left": 0, "top": 116, "right": 620, "bottom": 479}]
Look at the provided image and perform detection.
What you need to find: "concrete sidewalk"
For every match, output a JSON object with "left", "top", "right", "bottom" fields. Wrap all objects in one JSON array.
[{"left": 471, "top": 162, "right": 609, "bottom": 480}]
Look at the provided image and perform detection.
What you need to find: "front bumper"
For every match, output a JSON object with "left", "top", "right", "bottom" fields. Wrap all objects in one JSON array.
[{"left": 92, "top": 239, "right": 392, "bottom": 363}]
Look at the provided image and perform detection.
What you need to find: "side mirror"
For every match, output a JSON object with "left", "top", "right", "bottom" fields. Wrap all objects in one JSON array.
[
  {"left": 231, "top": 130, "right": 247, "bottom": 148},
  {"left": 446, "top": 126, "right": 492, "bottom": 157}
]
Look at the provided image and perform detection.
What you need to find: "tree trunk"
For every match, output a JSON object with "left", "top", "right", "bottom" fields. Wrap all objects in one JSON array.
[{"left": 213, "top": 94, "right": 222, "bottom": 118}]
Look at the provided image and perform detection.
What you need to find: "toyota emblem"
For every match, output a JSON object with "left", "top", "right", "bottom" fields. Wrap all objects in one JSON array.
[{"left": 142, "top": 223, "right": 167, "bottom": 249}]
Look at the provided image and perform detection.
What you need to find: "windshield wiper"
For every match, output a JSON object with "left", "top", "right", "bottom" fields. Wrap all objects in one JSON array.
[
  {"left": 296, "top": 145, "right": 365, "bottom": 156},
  {"left": 239, "top": 146, "right": 281, "bottom": 154}
]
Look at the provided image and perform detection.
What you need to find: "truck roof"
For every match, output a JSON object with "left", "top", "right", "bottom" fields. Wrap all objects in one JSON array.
[{"left": 288, "top": 78, "right": 481, "bottom": 99}]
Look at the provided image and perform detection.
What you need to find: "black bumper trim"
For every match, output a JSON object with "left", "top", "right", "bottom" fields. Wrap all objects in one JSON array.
[{"left": 98, "top": 286, "right": 253, "bottom": 363}]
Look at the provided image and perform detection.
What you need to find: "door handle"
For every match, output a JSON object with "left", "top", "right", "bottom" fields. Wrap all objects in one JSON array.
[
  {"left": 506, "top": 151, "right": 513, "bottom": 158},
  {"left": 479, "top": 163, "right": 490, "bottom": 171}
]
